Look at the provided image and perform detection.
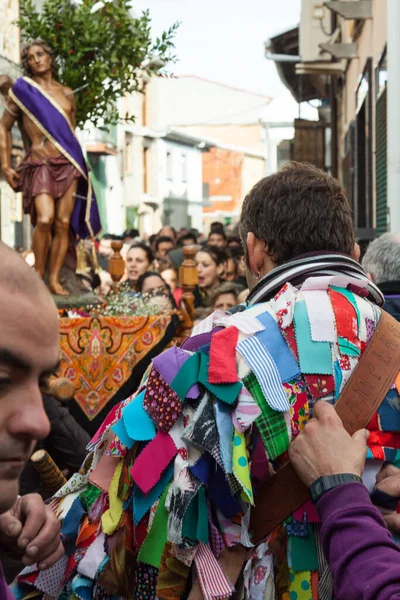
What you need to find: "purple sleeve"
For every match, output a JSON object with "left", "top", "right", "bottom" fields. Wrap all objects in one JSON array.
[
  {"left": 317, "top": 482, "right": 400, "bottom": 600},
  {"left": 0, "top": 561, "right": 15, "bottom": 599}
]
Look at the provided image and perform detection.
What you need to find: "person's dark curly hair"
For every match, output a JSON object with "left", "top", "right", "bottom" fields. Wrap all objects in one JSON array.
[
  {"left": 21, "top": 40, "right": 58, "bottom": 79},
  {"left": 239, "top": 162, "right": 355, "bottom": 266}
]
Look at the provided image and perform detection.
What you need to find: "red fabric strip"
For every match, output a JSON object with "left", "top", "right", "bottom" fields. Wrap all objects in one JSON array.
[
  {"left": 368, "top": 413, "right": 400, "bottom": 450},
  {"left": 329, "top": 289, "right": 358, "bottom": 344},
  {"left": 208, "top": 326, "right": 239, "bottom": 384}
]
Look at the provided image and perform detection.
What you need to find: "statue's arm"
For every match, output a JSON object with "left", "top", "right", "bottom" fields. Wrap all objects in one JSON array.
[{"left": 0, "top": 98, "right": 21, "bottom": 189}]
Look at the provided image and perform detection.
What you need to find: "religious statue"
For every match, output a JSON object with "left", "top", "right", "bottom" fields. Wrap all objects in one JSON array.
[{"left": 0, "top": 40, "right": 101, "bottom": 295}]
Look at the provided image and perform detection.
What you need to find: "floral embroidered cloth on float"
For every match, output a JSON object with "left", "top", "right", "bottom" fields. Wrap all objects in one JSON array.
[
  {"left": 59, "top": 314, "right": 174, "bottom": 424},
  {"left": 14, "top": 254, "right": 400, "bottom": 600}
]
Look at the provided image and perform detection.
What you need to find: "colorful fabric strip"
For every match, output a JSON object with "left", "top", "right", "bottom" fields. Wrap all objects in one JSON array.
[
  {"left": 302, "top": 290, "right": 336, "bottom": 343},
  {"left": 238, "top": 336, "right": 290, "bottom": 412},
  {"left": 245, "top": 373, "right": 289, "bottom": 460},
  {"left": 138, "top": 485, "right": 170, "bottom": 568},
  {"left": 170, "top": 353, "right": 201, "bottom": 401},
  {"left": 293, "top": 301, "right": 333, "bottom": 375},
  {"left": 198, "top": 352, "right": 242, "bottom": 405},
  {"left": 133, "top": 462, "right": 174, "bottom": 525},
  {"left": 153, "top": 346, "right": 201, "bottom": 400},
  {"left": 194, "top": 542, "right": 235, "bottom": 600},
  {"left": 131, "top": 431, "right": 178, "bottom": 494},
  {"left": 256, "top": 310, "right": 300, "bottom": 382},
  {"left": 233, "top": 385, "right": 261, "bottom": 433},
  {"left": 208, "top": 326, "right": 239, "bottom": 384},
  {"left": 121, "top": 390, "right": 156, "bottom": 442},
  {"left": 232, "top": 431, "right": 254, "bottom": 504}
]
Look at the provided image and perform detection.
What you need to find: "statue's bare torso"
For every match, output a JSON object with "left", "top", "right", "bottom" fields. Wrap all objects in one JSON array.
[{"left": 14, "top": 80, "right": 75, "bottom": 157}]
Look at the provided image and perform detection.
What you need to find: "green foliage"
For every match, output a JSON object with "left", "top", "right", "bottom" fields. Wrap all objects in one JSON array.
[{"left": 18, "top": 0, "right": 179, "bottom": 128}]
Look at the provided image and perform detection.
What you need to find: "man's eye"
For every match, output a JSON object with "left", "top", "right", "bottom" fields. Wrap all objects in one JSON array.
[{"left": 0, "top": 378, "right": 11, "bottom": 388}]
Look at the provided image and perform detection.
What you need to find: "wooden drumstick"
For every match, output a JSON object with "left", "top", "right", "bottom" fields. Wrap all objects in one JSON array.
[
  {"left": 30, "top": 450, "right": 67, "bottom": 493},
  {"left": 41, "top": 376, "right": 75, "bottom": 402}
]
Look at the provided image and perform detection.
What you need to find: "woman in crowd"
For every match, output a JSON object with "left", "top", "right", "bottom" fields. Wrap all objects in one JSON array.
[
  {"left": 136, "top": 271, "right": 176, "bottom": 311},
  {"left": 125, "top": 243, "right": 154, "bottom": 291},
  {"left": 210, "top": 281, "right": 243, "bottom": 312},
  {"left": 195, "top": 245, "right": 228, "bottom": 306},
  {"left": 220, "top": 251, "right": 238, "bottom": 282},
  {"left": 159, "top": 263, "right": 183, "bottom": 305}
]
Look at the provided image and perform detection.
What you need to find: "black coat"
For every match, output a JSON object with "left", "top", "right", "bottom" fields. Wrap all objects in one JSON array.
[
  {"left": 19, "top": 394, "right": 90, "bottom": 498},
  {"left": 378, "top": 281, "right": 400, "bottom": 322}
]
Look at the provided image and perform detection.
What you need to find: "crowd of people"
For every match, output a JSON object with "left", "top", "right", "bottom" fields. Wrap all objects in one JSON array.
[{"left": 92, "top": 221, "right": 249, "bottom": 316}]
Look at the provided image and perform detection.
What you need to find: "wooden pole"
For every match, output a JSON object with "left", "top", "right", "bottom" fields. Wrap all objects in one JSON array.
[
  {"left": 30, "top": 450, "right": 67, "bottom": 493},
  {"left": 108, "top": 240, "right": 126, "bottom": 283},
  {"left": 42, "top": 376, "right": 75, "bottom": 402},
  {"left": 178, "top": 245, "right": 197, "bottom": 339}
]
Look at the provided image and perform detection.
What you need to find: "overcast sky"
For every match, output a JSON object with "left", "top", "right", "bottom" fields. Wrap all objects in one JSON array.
[{"left": 134, "top": 0, "right": 301, "bottom": 98}]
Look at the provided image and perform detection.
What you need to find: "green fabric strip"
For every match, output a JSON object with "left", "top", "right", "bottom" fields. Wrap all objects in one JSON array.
[
  {"left": 289, "top": 524, "right": 318, "bottom": 572},
  {"left": 80, "top": 484, "right": 101, "bottom": 512},
  {"left": 338, "top": 337, "right": 361, "bottom": 357},
  {"left": 138, "top": 485, "right": 170, "bottom": 568},
  {"left": 182, "top": 486, "right": 209, "bottom": 544},
  {"left": 182, "top": 494, "right": 198, "bottom": 542},
  {"left": 196, "top": 487, "right": 209, "bottom": 543},
  {"left": 245, "top": 372, "right": 289, "bottom": 460},
  {"left": 170, "top": 353, "right": 201, "bottom": 401}
]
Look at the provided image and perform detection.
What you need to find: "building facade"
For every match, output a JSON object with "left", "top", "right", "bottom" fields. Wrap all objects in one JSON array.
[
  {"left": 269, "top": 0, "right": 390, "bottom": 242},
  {"left": 82, "top": 74, "right": 271, "bottom": 236},
  {"left": 0, "top": 0, "right": 27, "bottom": 249}
]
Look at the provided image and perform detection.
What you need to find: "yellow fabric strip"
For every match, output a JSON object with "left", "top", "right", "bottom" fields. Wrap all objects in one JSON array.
[
  {"left": 232, "top": 431, "right": 254, "bottom": 504},
  {"left": 101, "top": 459, "right": 124, "bottom": 535}
]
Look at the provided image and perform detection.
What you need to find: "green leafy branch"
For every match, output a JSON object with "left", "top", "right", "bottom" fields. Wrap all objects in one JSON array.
[{"left": 18, "top": 0, "right": 179, "bottom": 128}]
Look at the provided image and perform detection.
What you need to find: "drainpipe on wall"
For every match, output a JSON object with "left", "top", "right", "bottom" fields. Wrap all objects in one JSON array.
[
  {"left": 330, "top": 1, "right": 338, "bottom": 178},
  {"left": 387, "top": 0, "right": 400, "bottom": 232}
]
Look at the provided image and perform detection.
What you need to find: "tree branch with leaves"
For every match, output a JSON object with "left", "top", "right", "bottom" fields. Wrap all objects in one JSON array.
[{"left": 18, "top": 0, "right": 179, "bottom": 128}]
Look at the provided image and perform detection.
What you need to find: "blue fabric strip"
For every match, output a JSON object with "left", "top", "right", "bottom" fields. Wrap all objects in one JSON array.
[
  {"left": 237, "top": 335, "right": 290, "bottom": 412},
  {"left": 256, "top": 311, "right": 300, "bottom": 382},
  {"left": 133, "top": 462, "right": 174, "bottom": 525},
  {"left": 293, "top": 301, "right": 333, "bottom": 375}
]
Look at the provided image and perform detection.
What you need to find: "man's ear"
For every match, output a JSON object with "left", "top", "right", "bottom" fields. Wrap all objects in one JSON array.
[
  {"left": 353, "top": 243, "right": 361, "bottom": 263},
  {"left": 246, "top": 232, "right": 267, "bottom": 276}
]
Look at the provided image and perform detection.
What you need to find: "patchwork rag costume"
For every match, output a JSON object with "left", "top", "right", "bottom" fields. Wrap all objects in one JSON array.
[
  {"left": 10, "top": 77, "right": 101, "bottom": 240},
  {"left": 14, "top": 253, "right": 400, "bottom": 600}
]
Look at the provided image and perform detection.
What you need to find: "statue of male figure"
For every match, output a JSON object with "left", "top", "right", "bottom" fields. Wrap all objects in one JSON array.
[{"left": 0, "top": 40, "right": 100, "bottom": 295}]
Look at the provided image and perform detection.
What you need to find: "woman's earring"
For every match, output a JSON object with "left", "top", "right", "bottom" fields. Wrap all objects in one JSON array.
[{"left": 252, "top": 270, "right": 261, "bottom": 280}]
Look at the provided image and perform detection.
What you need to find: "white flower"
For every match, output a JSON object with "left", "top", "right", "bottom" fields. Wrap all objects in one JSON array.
[{"left": 90, "top": 1, "right": 105, "bottom": 13}]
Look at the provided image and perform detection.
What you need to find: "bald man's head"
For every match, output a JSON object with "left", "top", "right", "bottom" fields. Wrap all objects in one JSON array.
[
  {"left": 0, "top": 244, "right": 60, "bottom": 512},
  {"left": 0, "top": 242, "right": 51, "bottom": 297}
]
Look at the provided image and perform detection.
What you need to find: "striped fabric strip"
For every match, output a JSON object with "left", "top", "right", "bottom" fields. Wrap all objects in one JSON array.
[
  {"left": 192, "top": 310, "right": 226, "bottom": 336},
  {"left": 194, "top": 542, "right": 235, "bottom": 600},
  {"left": 237, "top": 336, "right": 290, "bottom": 412},
  {"left": 314, "top": 524, "right": 333, "bottom": 600}
]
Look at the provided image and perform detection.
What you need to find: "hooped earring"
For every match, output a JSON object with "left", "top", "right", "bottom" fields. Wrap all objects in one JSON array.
[{"left": 252, "top": 270, "right": 261, "bottom": 280}]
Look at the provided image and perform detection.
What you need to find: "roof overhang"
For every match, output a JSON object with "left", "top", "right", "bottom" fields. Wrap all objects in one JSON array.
[{"left": 267, "top": 26, "right": 330, "bottom": 102}]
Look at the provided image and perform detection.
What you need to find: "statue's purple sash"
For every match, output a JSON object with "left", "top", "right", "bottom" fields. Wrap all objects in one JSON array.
[{"left": 10, "top": 77, "right": 101, "bottom": 239}]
